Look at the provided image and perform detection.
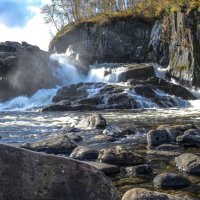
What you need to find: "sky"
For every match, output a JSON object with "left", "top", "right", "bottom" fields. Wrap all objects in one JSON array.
[{"left": 0, "top": 0, "right": 52, "bottom": 51}]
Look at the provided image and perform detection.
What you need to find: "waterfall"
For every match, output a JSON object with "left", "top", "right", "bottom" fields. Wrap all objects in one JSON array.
[{"left": 0, "top": 50, "right": 200, "bottom": 111}]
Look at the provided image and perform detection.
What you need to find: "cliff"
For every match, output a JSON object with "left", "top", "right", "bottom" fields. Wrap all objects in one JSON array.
[{"left": 50, "top": 11, "right": 200, "bottom": 87}]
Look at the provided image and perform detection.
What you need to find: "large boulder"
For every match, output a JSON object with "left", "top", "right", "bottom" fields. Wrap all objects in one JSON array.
[
  {"left": 122, "top": 188, "right": 195, "bottom": 200},
  {"left": 153, "top": 173, "right": 190, "bottom": 189},
  {"left": 175, "top": 153, "right": 200, "bottom": 175},
  {"left": 21, "top": 135, "right": 77, "bottom": 154},
  {"left": 0, "top": 41, "right": 56, "bottom": 102},
  {"left": 0, "top": 143, "right": 119, "bottom": 200},
  {"left": 97, "top": 146, "right": 145, "bottom": 166}
]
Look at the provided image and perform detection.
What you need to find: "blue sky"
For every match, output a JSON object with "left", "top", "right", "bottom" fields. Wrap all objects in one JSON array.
[{"left": 0, "top": 0, "right": 52, "bottom": 50}]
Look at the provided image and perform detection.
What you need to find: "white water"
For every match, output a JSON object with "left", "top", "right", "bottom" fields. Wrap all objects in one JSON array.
[{"left": 1, "top": 50, "right": 200, "bottom": 111}]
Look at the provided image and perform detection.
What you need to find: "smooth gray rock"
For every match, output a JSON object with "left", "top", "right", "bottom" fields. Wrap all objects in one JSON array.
[
  {"left": 155, "top": 144, "right": 184, "bottom": 151},
  {"left": 70, "top": 146, "right": 99, "bottom": 160},
  {"left": 98, "top": 146, "right": 145, "bottom": 166},
  {"left": 78, "top": 114, "right": 107, "bottom": 129},
  {"left": 84, "top": 161, "right": 120, "bottom": 175},
  {"left": 103, "top": 125, "right": 122, "bottom": 137},
  {"left": 175, "top": 153, "right": 200, "bottom": 174},
  {"left": 90, "top": 135, "right": 117, "bottom": 143},
  {"left": 0, "top": 143, "right": 119, "bottom": 200},
  {"left": 153, "top": 173, "right": 190, "bottom": 189},
  {"left": 177, "top": 129, "right": 200, "bottom": 146},
  {"left": 122, "top": 188, "right": 195, "bottom": 200},
  {"left": 21, "top": 135, "right": 77, "bottom": 154}
]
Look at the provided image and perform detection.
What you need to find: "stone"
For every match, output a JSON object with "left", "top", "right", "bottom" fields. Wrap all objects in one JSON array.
[
  {"left": 78, "top": 114, "right": 106, "bottom": 129},
  {"left": 90, "top": 135, "right": 117, "bottom": 143},
  {"left": 67, "top": 133, "right": 83, "bottom": 142},
  {"left": 0, "top": 143, "right": 119, "bottom": 200},
  {"left": 122, "top": 188, "right": 195, "bottom": 200},
  {"left": 103, "top": 125, "right": 122, "bottom": 137},
  {"left": 177, "top": 129, "right": 200, "bottom": 147},
  {"left": 84, "top": 161, "right": 120, "bottom": 175},
  {"left": 121, "top": 128, "right": 136, "bottom": 135},
  {"left": 21, "top": 135, "right": 77, "bottom": 154},
  {"left": 153, "top": 173, "right": 191, "bottom": 189},
  {"left": 97, "top": 146, "right": 145, "bottom": 166},
  {"left": 126, "top": 164, "right": 153, "bottom": 175},
  {"left": 147, "top": 129, "right": 169, "bottom": 147},
  {"left": 70, "top": 146, "right": 99, "bottom": 160},
  {"left": 175, "top": 153, "right": 200, "bottom": 175}
]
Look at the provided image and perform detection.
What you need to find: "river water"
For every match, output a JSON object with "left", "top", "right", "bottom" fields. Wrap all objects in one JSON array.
[{"left": 0, "top": 52, "right": 200, "bottom": 199}]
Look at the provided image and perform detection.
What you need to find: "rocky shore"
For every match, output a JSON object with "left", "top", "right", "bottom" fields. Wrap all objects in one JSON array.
[{"left": 1, "top": 113, "right": 199, "bottom": 199}]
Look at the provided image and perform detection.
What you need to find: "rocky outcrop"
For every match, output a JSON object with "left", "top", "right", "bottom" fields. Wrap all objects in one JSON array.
[
  {"left": 50, "top": 11, "right": 200, "bottom": 87},
  {"left": 0, "top": 143, "right": 119, "bottom": 200},
  {"left": 0, "top": 41, "right": 56, "bottom": 102},
  {"left": 42, "top": 76, "right": 195, "bottom": 112}
]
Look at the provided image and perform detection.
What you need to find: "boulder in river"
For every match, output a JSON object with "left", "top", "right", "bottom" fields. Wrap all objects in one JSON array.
[
  {"left": 97, "top": 146, "right": 145, "bottom": 166},
  {"left": 175, "top": 153, "right": 200, "bottom": 175},
  {"left": 77, "top": 114, "right": 107, "bottom": 129},
  {"left": 70, "top": 146, "right": 99, "bottom": 160},
  {"left": 0, "top": 143, "right": 119, "bottom": 200},
  {"left": 21, "top": 134, "right": 77, "bottom": 154},
  {"left": 126, "top": 164, "right": 153, "bottom": 175},
  {"left": 177, "top": 129, "right": 200, "bottom": 147},
  {"left": 153, "top": 173, "right": 191, "bottom": 189},
  {"left": 122, "top": 188, "right": 195, "bottom": 200}
]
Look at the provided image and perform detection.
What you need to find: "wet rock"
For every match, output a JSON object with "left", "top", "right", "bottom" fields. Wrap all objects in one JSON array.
[
  {"left": 97, "top": 146, "right": 145, "bottom": 166},
  {"left": 177, "top": 129, "right": 200, "bottom": 147},
  {"left": 126, "top": 164, "right": 153, "bottom": 175},
  {"left": 0, "top": 143, "right": 119, "bottom": 200},
  {"left": 70, "top": 146, "right": 99, "bottom": 161},
  {"left": 103, "top": 125, "right": 122, "bottom": 137},
  {"left": 147, "top": 129, "right": 169, "bottom": 147},
  {"left": 147, "top": 149, "right": 181, "bottom": 157},
  {"left": 22, "top": 135, "right": 77, "bottom": 154},
  {"left": 84, "top": 161, "right": 120, "bottom": 175},
  {"left": 155, "top": 144, "right": 184, "bottom": 151},
  {"left": 67, "top": 133, "right": 83, "bottom": 142},
  {"left": 122, "top": 188, "right": 194, "bottom": 200},
  {"left": 90, "top": 135, "right": 117, "bottom": 143},
  {"left": 78, "top": 114, "right": 106, "bottom": 129},
  {"left": 119, "top": 64, "right": 155, "bottom": 82},
  {"left": 157, "top": 124, "right": 196, "bottom": 142},
  {"left": 121, "top": 128, "right": 136, "bottom": 135},
  {"left": 175, "top": 153, "right": 200, "bottom": 175},
  {"left": 153, "top": 173, "right": 191, "bottom": 189}
]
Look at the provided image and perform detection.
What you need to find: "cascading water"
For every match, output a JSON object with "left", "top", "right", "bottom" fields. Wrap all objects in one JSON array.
[{"left": 0, "top": 49, "right": 200, "bottom": 111}]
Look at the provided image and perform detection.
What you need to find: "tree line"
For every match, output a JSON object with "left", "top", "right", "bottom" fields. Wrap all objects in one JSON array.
[{"left": 41, "top": 0, "right": 200, "bottom": 31}]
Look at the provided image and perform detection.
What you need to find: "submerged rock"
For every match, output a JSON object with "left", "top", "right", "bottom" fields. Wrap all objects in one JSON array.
[
  {"left": 175, "top": 153, "right": 200, "bottom": 175},
  {"left": 84, "top": 161, "right": 120, "bottom": 175},
  {"left": 177, "top": 129, "right": 200, "bottom": 147},
  {"left": 122, "top": 188, "right": 195, "bottom": 200},
  {"left": 0, "top": 143, "right": 119, "bottom": 200},
  {"left": 90, "top": 135, "right": 117, "bottom": 143},
  {"left": 153, "top": 173, "right": 191, "bottom": 189},
  {"left": 155, "top": 144, "right": 184, "bottom": 151},
  {"left": 22, "top": 135, "right": 77, "bottom": 154},
  {"left": 97, "top": 146, "right": 145, "bottom": 166},
  {"left": 103, "top": 125, "right": 123, "bottom": 137},
  {"left": 70, "top": 146, "right": 99, "bottom": 161},
  {"left": 126, "top": 164, "right": 153, "bottom": 175}
]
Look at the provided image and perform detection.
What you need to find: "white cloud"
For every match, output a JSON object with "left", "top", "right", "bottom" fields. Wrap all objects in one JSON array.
[{"left": 0, "top": 5, "right": 52, "bottom": 51}]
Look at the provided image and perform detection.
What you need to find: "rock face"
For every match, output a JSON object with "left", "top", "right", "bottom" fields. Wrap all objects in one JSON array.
[
  {"left": 0, "top": 41, "right": 56, "bottom": 102},
  {"left": 0, "top": 143, "right": 119, "bottom": 200},
  {"left": 97, "top": 146, "right": 145, "bottom": 166},
  {"left": 153, "top": 173, "right": 190, "bottom": 189},
  {"left": 22, "top": 135, "right": 77, "bottom": 154},
  {"left": 50, "top": 11, "right": 200, "bottom": 87},
  {"left": 122, "top": 188, "right": 194, "bottom": 200},
  {"left": 175, "top": 153, "right": 200, "bottom": 174}
]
